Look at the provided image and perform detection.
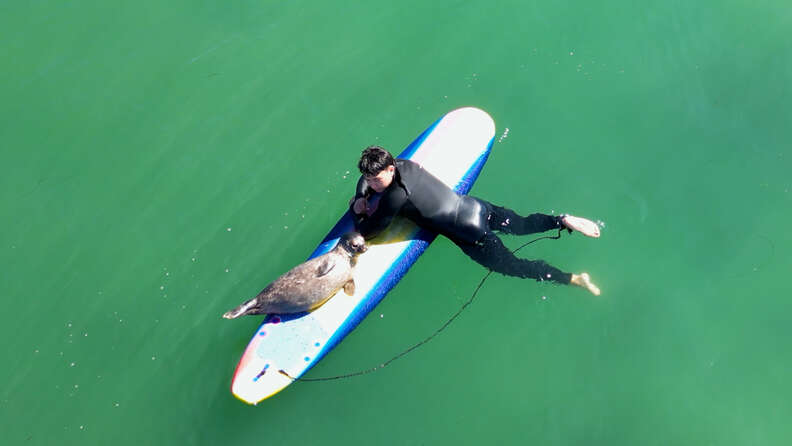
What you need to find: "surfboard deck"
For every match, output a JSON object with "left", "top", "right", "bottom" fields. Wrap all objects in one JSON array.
[{"left": 231, "top": 107, "right": 495, "bottom": 404}]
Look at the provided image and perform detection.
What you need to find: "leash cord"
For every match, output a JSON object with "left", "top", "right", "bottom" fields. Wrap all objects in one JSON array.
[{"left": 279, "top": 228, "right": 565, "bottom": 382}]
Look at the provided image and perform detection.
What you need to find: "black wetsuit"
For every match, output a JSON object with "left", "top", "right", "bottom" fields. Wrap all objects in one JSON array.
[{"left": 351, "top": 159, "right": 572, "bottom": 284}]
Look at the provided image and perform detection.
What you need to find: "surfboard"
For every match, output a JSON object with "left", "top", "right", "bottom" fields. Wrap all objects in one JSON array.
[{"left": 231, "top": 107, "right": 496, "bottom": 404}]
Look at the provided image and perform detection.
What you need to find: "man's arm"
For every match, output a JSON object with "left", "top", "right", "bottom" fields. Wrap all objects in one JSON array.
[
  {"left": 349, "top": 176, "right": 372, "bottom": 215},
  {"left": 354, "top": 176, "right": 370, "bottom": 199},
  {"left": 352, "top": 185, "right": 408, "bottom": 240}
]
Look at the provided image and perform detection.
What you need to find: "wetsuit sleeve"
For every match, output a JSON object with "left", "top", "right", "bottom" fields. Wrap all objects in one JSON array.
[
  {"left": 353, "top": 186, "right": 408, "bottom": 240},
  {"left": 354, "top": 176, "right": 370, "bottom": 200},
  {"left": 349, "top": 176, "right": 371, "bottom": 215}
]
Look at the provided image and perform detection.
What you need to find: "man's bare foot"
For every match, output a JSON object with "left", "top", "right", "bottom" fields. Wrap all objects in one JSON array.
[
  {"left": 570, "top": 272, "right": 601, "bottom": 296},
  {"left": 561, "top": 215, "right": 601, "bottom": 238}
]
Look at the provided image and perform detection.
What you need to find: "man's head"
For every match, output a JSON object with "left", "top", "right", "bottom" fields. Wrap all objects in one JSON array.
[{"left": 358, "top": 146, "right": 396, "bottom": 192}]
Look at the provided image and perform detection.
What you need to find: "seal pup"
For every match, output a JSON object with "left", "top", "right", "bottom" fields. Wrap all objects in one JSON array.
[{"left": 223, "top": 232, "right": 367, "bottom": 318}]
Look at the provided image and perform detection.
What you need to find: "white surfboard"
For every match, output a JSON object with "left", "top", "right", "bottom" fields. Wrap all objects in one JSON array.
[{"left": 231, "top": 107, "right": 496, "bottom": 404}]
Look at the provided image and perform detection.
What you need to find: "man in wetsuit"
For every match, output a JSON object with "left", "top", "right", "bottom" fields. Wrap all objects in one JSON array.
[{"left": 349, "top": 146, "right": 601, "bottom": 295}]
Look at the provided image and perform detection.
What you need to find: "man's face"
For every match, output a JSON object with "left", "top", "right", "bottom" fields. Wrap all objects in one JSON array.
[{"left": 365, "top": 165, "right": 395, "bottom": 193}]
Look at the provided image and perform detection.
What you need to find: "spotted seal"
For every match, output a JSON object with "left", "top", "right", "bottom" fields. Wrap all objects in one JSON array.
[{"left": 222, "top": 232, "right": 367, "bottom": 318}]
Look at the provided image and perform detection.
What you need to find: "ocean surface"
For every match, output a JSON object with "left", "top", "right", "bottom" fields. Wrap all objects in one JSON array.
[{"left": 2, "top": 1, "right": 791, "bottom": 444}]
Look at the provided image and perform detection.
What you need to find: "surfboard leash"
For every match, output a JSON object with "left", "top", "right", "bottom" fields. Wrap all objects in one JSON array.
[{"left": 279, "top": 228, "right": 565, "bottom": 382}]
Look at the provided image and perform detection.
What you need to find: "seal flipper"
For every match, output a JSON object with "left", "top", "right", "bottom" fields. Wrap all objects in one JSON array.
[
  {"left": 316, "top": 257, "right": 336, "bottom": 277},
  {"left": 343, "top": 279, "right": 355, "bottom": 296},
  {"left": 223, "top": 297, "right": 263, "bottom": 319}
]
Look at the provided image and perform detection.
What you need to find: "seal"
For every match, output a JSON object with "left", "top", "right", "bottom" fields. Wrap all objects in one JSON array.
[{"left": 222, "top": 232, "right": 367, "bottom": 318}]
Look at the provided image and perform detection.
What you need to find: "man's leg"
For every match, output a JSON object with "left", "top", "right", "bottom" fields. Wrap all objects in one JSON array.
[
  {"left": 481, "top": 200, "right": 601, "bottom": 238},
  {"left": 454, "top": 234, "right": 572, "bottom": 284},
  {"left": 483, "top": 201, "right": 564, "bottom": 236}
]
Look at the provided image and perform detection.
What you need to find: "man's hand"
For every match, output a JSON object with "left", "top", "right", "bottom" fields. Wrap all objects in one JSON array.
[
  {"left": 561, "top": 215, "right": 601, "bottom": 238},
  {"left": 351, "top": 197, "right": 368, "bottom": 215}
]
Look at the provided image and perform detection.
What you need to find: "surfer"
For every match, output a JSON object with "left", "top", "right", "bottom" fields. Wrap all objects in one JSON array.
[{"left": 349, "top": 146, "right": 601, "bottom": 295}]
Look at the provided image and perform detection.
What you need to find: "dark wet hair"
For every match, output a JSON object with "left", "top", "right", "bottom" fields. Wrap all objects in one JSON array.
[{"left": 358, "top": 146, "right": 395, "bottom": 176}]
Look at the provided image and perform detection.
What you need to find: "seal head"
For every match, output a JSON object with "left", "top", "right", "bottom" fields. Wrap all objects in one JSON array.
[{"left": 338, "top": 231, "right": 367, "bottom": 262}]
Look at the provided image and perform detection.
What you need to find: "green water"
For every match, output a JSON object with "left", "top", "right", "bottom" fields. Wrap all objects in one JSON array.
[{"left": 3, "top": 1, "right": 791, "bottom": 444}]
